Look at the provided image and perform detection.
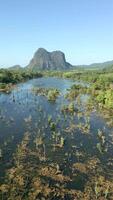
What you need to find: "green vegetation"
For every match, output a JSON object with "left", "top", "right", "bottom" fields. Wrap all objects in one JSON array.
[
  {"left": 64, "top": 72, "right": 113, "bottom": 111},
  {"left": 0, "top": 83, "right": 13, "bottom": 92},
  {"left": 0, "top": 68, "right": 42, "bottom": 92},
  {"left": 42, "top": 69, "right": 113, "bottom": 126},
  {"left": 47, "top": 88, "right": 60, "bottom": 101},
  {"left": 65, "top": 84, "right": 87, "bottom": 100},
  {"left": 61, "top": 102, "right": 76, "bottom": 113},
  {"left": 32, "top": 87, "right": 60, "bottom": 102}
]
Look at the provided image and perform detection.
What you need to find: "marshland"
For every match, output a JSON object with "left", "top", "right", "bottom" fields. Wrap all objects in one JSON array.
[
  {"left": 0, "top": 69, "right": 113, "bottom": 199},
  {"left": 0, "top": 0, "right": 113, "bottom": 198}
]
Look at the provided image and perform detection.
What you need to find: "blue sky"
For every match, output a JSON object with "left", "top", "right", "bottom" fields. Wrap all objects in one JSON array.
[{"left": 0, "top": 0, "right": 113, "bottom": 67}]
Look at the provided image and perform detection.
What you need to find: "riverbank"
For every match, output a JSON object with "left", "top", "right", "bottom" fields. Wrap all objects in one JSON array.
[{"left": 0, "top": 69, "right": 43, "bottom": 92}]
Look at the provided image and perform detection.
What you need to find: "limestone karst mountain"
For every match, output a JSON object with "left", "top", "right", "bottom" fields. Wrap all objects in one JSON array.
[{"left": 26, "top": 48, "right": 72, "bottom": 70}]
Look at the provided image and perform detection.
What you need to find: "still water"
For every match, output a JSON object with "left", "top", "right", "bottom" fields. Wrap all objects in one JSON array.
[{"left": 0, "top": 77, "right": 113, "bottom": 190}]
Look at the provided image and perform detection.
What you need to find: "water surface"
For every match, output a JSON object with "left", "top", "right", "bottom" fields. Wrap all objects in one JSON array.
[{"left": 0, "top": 77, "right": 113, "bottom": 189}]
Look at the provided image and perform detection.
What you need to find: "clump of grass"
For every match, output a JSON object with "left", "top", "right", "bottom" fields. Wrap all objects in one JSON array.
[
  {"left": 65, "top": 84, "right": 87, "bottom": 100},
  {"left": 61, "top": 102, "right": 77, "bottom": 114},
  {"left": 96, "top": 129, "right": 107, "bottom": 154},
  {"left": 47, "top": 88, "right": 60, "bottom": 102},
  {"left": 32, "top": 87, "right": 60, "bottom": 102},
  {"left": 50, "top": 122, "right": 56, "bottom": 131}
]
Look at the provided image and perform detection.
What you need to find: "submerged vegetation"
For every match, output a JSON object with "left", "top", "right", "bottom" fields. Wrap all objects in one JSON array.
[{"left": 0, "top": 67, "right": 113, "bottom": 199}]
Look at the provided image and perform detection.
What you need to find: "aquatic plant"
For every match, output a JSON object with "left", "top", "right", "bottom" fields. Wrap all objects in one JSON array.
[
  {"left": 24, "top": 115, "right": 32, "bottom": 123},
  {"left": 32, "top": 87, "right": 60, "bottom": 102},
  {"left": 34, "top": 137, "right": 43, "bottom": 150},
  {"left": 61, "top": 102, "right": 76, "bottom": 114},
  {"left": 96, "top": 129, "right": 106, "bottom": 154},
  {"left": 50, "top": 122, "right": 56, "bottom": 131},
  {"left": 0, "top": 149, "right": 2, "bottom": 158},
  {"left": 47, "top": 115, "right": 52, "bottom": 124},
  {"left": 47, "top": 88, "right": 60, "bottom": 102},
  {"left": 60, "top": 137, "right": 65, "bottom": 147},
  {"left": 104, "top": 185, "right": 109, "bottom": 199},
  {"left": 65, "top": 84, "right": 87, "bottom": 100},
  {"left": 96, "top": 143, "right": 103, "bottom": 154},
  {"left": 97, "top": 129, "right": 106, "bottom": 145},
  {"left": 94, "top": 182, "right": 101, "bottom": 199}
]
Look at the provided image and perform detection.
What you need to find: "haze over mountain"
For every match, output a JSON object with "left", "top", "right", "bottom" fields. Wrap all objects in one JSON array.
[{"left": 26, "top": 48, "right": 72, "bottom": 71}]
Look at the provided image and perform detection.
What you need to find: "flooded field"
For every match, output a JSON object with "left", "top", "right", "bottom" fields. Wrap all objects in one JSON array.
[{"left": 0, "top": 77, "right": 113, "bottom": 199}]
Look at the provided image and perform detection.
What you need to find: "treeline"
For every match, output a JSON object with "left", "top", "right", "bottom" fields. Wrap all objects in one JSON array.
[
  {"left": 0, "top": 69, "right": 43, "bottom": 91},
  {"left": 0, "top": 69, "right": 43, "bottom": 84}
]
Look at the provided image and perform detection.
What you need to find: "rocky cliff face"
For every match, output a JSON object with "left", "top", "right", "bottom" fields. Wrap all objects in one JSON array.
[{"left": 26, "top": 48, "right": 72, "bottom": 70}]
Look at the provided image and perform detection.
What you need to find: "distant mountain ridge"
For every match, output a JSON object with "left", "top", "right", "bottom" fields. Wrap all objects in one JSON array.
[
  {"left": 9, "top": 65, "right": 22, "bottom": 70},
  {"left": 74, "top": 60, "right": 113, "bottom": 69},
  {"left": 26, "top": 48, "right": 72, "bottom": 70},
  {"left": 6, "top": 48, "right": 113, "bottom": 71}
]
